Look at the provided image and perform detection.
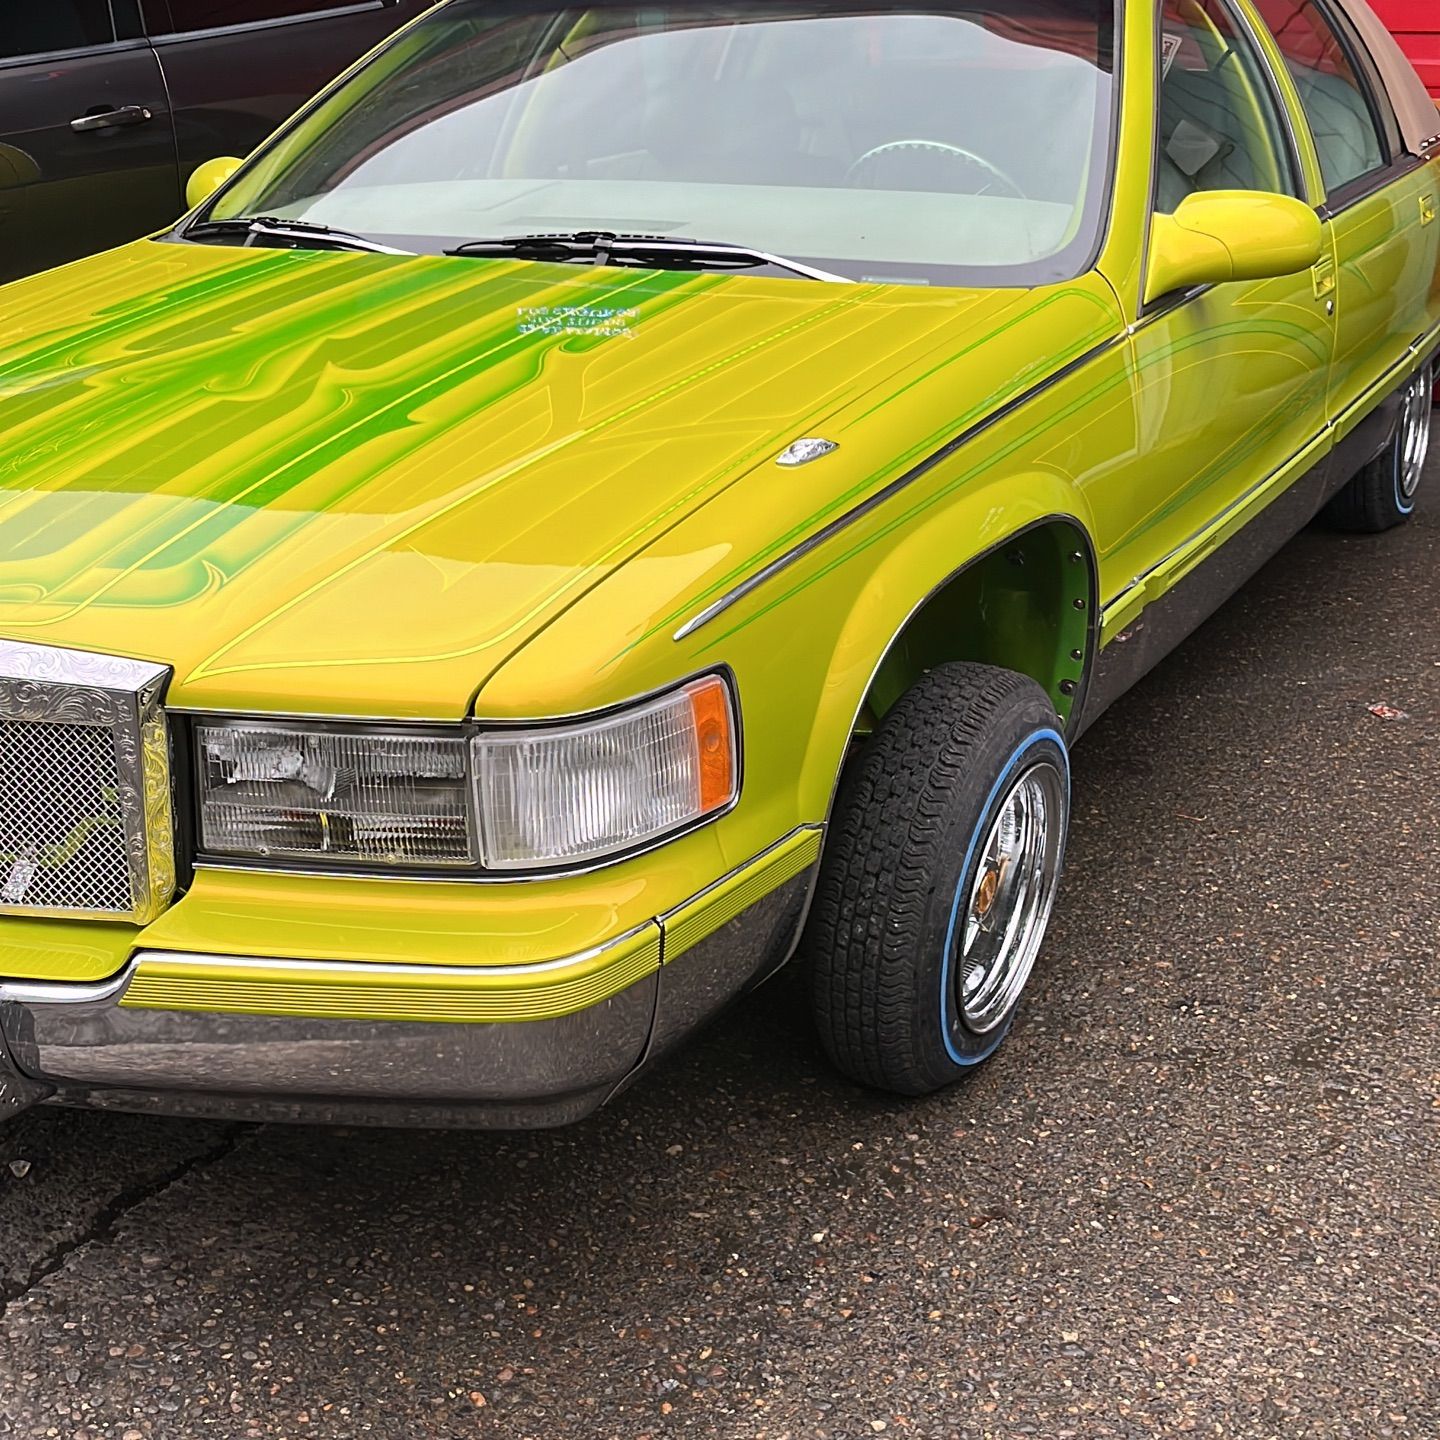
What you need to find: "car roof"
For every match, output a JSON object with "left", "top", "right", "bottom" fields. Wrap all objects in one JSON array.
[{"left": 1329, "top": 0, "right": 1440, "bottom": 152}]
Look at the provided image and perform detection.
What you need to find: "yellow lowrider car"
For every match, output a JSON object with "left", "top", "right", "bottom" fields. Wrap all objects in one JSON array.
[{"left": 1, "top": 0, "right": 1436, "bottom": 1127}]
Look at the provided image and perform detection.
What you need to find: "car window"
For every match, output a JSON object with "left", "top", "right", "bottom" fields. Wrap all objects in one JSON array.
[
  {"left": 1156, "top": 0, "right": 1298, "bottom": 213},
  {"left": 0, "top": 2, "right": 115, "bottom": 60},
  {"left": 1249, "top": 0, "right": 1388, "bottom": 194},
  {"left": 154, "top": 0, "right": 371, "bottom": 33},
  {"left": 202, "top": 0, "right": 1120, "bottom": 288}
]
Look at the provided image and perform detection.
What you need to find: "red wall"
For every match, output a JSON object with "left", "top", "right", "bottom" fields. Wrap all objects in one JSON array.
[{"left": 1371, "top": 0, "right": 1440, "bottom": 97}]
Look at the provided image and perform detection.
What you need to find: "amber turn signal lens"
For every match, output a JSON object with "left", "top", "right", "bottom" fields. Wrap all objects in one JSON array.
[{"left": 688, "top": 676, "right": 737, "bottom": 814}]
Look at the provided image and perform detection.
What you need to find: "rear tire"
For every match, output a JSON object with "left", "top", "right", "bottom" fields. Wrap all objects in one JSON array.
[
  {"left": 1323, "top": 364, "right": 1432, "bottom": 533},
  {"left": 804, "top": 662, "right": 1070, "bottom": 1097}
]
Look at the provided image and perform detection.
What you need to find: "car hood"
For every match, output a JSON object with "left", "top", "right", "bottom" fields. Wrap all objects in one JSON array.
[{"left": 0, "top": 242, "right": 1026, "bottom": 717}]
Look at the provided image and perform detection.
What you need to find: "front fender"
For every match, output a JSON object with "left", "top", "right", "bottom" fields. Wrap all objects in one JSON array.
[
  {"left": 482, "top": 457, "right": 1099, "bottom": 886},
  {"left": 479, "top": 278, "right": 1125, "bottom": 885},
  {"left": 793, "top": 474, "right": 1098, "bottom": 818}
]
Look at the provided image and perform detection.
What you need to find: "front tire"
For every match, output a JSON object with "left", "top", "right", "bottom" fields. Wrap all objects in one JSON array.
[
  {"left": 804, "top": 663, "right": 1070, "bottom": 1097},
  {"left": 1323, "top": 364, "right": 1432, "bottom": 533}
]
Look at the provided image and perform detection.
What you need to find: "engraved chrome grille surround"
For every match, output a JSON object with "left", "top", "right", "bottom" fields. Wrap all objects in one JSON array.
[{"left": 0, "top": 641, "right": 176, "bottom": 924}]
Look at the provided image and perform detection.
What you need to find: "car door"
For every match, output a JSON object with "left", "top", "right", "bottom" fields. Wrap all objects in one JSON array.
[
  {"left": 141, "top": 0, "right": 425, "bottom": 190},
  {"left": 1248, "top": 0, "right": 1440, "bottom": 455},
  {"left": 0, "top": 1, "right": 176, "bottom": 283},
  {"left": 1102, "top": 0, "right": 1337, "bottom": 623}
]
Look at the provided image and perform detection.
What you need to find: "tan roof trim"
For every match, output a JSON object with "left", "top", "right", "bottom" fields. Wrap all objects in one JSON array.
[{"left": 1339, "top": 0, "right": 1440, "bottom": 153}]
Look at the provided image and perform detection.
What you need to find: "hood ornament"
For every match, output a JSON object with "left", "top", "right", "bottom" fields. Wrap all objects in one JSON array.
[{"left": 777, "top": 437, "right": 839, "bottom": 468}]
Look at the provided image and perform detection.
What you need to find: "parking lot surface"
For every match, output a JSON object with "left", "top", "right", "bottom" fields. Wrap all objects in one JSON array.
[{"left": 2, "top": 451, "right": 1437, "bottom": 1440}]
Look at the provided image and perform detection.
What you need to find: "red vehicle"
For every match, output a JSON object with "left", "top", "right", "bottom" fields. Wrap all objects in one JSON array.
[{"left": 1372, "top": 0, "right": 1440, "bottom": 98}]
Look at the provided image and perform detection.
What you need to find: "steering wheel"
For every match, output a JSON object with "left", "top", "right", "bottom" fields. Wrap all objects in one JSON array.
[{"left": 846, "top": 139, "right": 1025, "bottom": 199}]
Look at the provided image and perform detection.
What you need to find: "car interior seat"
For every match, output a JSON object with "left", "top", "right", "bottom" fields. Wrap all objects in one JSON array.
[
  {"left": 1283, "top": 61, "right": 1384, "bottom": 189},
  {"left": 1158, "top": 59, "right": 1278, "bottom": 210}
]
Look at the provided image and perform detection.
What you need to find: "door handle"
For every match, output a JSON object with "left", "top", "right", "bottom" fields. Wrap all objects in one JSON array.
[{"left": 70, "top": 105, "right": 153, "bottom": 134}]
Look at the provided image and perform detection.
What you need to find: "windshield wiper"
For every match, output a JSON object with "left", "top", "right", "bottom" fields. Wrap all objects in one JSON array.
[
  {"left": 445, "top": 231, "right": 851, "bottom": 284},
  {"left": 184, "top": 215, "right": 411, "bottom": 256}
]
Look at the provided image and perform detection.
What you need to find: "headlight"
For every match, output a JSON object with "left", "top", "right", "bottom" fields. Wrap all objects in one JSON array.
[
  {"left": 473, "top": 676, "right": 738, "bottom": 871},
  {"left": 196, "top": 725, "right": 474, "bottom": 868},
  {"left": 193, "top": 676, "right": 738, "bottom": 875}
]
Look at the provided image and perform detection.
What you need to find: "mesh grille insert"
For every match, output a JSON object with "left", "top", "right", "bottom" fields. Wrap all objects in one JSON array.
[{"left": 0, "top": 719, "right": 133, "bottom": 916}]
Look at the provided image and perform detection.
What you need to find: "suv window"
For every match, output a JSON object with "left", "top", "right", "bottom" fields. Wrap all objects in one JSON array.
[
  {"left": 154, "top": 0, "right": 369, "bottom": 33},
  {"left": 1250, "top": 0, "right": 1388, "bottom": 193},
  {"left": 1157, "top": 0, "right": 1298, "bottom": 213},
  {"left": 0, "top": 2, "right": 115, "bottom": 60}
]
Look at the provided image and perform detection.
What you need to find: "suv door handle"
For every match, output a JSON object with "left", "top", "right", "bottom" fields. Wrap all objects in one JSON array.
[{"left": 70, "top": 106, "right": 153, "bottom": 134}]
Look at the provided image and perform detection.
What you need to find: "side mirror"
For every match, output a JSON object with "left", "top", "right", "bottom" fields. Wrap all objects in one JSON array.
[
  {"left": 1145, "top": 191, "right": 1323, "bottom": 305},
  {"left": 185, "top": 156, "right": 243, "bottom": 212}
]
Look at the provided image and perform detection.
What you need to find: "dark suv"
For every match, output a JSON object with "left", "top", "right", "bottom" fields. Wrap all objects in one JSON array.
[{"left": 0, "top": 1, "right": 432, "bottom": 283}]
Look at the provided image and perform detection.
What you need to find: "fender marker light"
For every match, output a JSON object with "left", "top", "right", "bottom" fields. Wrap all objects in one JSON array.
[{"left": 473, "top": 676, "right": 738, "bottom": 871}]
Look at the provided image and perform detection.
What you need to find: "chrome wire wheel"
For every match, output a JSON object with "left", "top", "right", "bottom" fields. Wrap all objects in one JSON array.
[
  {"left": 956, "top": 761, "right": 1068, "bottom": 1034},
  {"left": 1399, "top": 366, "right": 1433, "bottom": 503}
]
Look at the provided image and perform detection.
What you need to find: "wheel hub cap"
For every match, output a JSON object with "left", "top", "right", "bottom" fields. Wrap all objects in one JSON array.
[
  {"left": 1400, "top": 367, "right": 1433, "bottom": 502},
  {"left": 957, "top": 761, "right": 1067, "bottom": 1035}
]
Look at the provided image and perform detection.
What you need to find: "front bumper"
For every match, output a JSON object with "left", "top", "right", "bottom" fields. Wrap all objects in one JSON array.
[{"left": 0, "top": 829, "right": 819, "bottom": 1128}]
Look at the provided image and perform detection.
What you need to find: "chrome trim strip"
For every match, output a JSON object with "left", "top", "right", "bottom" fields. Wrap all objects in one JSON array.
[
  {"left": 1132, "top": 284, "right": 1211, "bottom": 330},
  {"left": 1101, "top": 422, "right": 1332, "bottom": 625},
  {"left": 167, "top": 706, "right": 470, "bottom": 723},
  {"left": 1329, "top": 319, "right": 1440, "bottom": 431},
  {"left": 5, "top": 831, "right": 815, "bottom": 1005},
  {"left": 0, "top": 38, "right": 154, "bottom": 72},
  {"left": 122, "top": 923, "right": 658, "bottom": 985},
  {"left": 151, "top": 2, "right": 385, "bottom": 45},
  {"left": 1102, "top": 319, "right": 1440, "bottom": 626},
  {"left": 657, "top": 826, "right": 822, "bottom": 928},
  {"left": 1409, "top": 320, "right": 1440, "bottom": 361},
  {"left": 1079, "top": 437, "right": 1347, "bottom": 733},
  {"left": 673, "top": 334, "right": 1124, "bottom": 642},
  {"left": 0, "top": 969, "right": 136, "bottom": 1007}
]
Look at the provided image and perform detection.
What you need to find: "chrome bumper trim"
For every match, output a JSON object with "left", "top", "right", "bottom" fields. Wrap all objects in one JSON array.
[
  {"left": 0, "top": 970, "right": 135, "bottom": 1006},
  {"left": 0, "top": 961, "right": 658, "bottom": 1127},
  {"left": 0, "top": 834, "right": 826, "bottom": 1129},
  {"left": 649, "top": 868, "right": 815, "bottom": 1064}
]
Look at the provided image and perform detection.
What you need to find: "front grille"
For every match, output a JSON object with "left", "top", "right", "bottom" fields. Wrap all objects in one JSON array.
[
  {"left": 0, "top": 718, "right": 132, "bottom": 916},
  {"left": 0, "top": 641, "right": 176, "bottom": 925}
]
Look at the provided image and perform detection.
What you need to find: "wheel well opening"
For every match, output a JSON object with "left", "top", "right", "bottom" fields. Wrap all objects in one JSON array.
[{"left": 858, "top": 522, "right": 1095, "bottom": 735}]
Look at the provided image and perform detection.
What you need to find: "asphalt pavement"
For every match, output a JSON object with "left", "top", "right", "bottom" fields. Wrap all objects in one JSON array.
[{"left": 1, "top": 442, "right": 1437, "bottom": 1440}]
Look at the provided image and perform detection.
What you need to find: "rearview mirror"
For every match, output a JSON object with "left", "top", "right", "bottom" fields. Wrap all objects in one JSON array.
[
  {"left": 1145, "top": 191, "right": 1323, "bottom": 305},
  {"left": 185, "top": 157, "right": 243, "bottom": 212}
]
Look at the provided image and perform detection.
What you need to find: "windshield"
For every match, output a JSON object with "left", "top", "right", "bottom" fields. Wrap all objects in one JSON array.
[{"left": 201, "top": 0, "right": 1118, "bottom": 287}]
